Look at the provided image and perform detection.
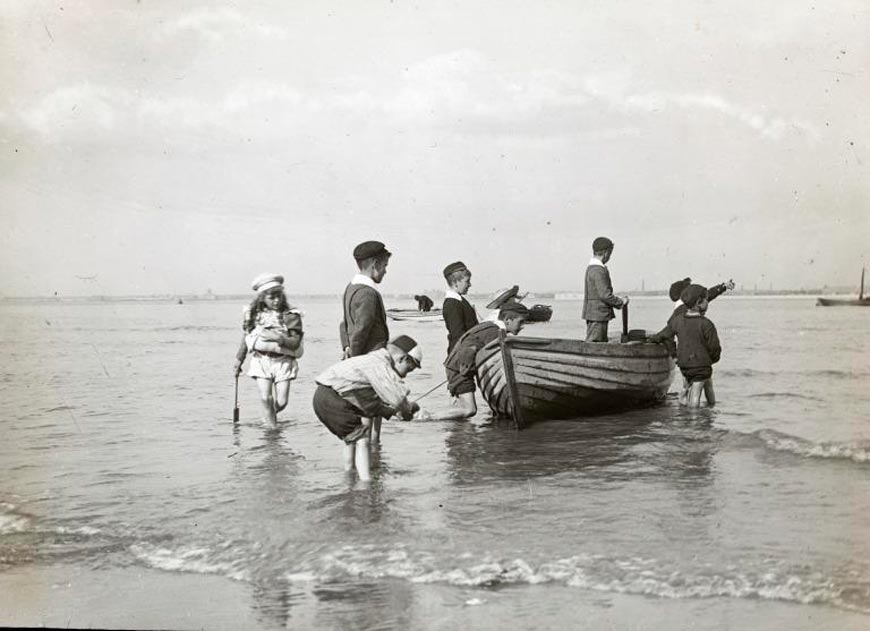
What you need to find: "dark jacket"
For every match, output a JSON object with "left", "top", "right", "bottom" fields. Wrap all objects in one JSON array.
[
  {"left": 339, "top": 284, "right": 389, "bottom": 357},
  {"left": 443, "top": 321, "right": 500, "bottom": 376},
  {"left": 653, "top": 312, "right": 721, "bottom": 368},
  {"left": 582, "top": 264, "right": 624, "bottom": 322},
  {"left": 443, "top": 296, "right": 479, "bottom": 354}
]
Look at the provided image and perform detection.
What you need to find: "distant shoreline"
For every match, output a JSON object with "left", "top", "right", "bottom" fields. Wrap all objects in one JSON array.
[{"left": 0, "top": 289, "right": 859, "bottom": 303}]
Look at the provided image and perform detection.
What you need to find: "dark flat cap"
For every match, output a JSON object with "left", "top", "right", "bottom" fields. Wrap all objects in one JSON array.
[
  {"left": 680, "top": 284, "right": 708, "bottom": 308},
  {"left": 390, "top": 334, "right": 422, "bottom": 367},
  {"left": 669, "top": 277, "right": 692, "bottom": 302},
  {"left": 592, "top": 236, "right": 614, "bottom": 251},
  {"left": 353, "top": 240, "right": 391, "bottom": 261},
  {"left": 499, "top": 300, "right": 530, "bottom": 318},
  {"left": 442, "top": 261, "right": 469, "bottom": 279}
]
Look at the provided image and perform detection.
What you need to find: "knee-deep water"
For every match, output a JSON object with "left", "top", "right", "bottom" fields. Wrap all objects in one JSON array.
[{"left": 1, "top": 296, "right": 869, "bottom": 630}]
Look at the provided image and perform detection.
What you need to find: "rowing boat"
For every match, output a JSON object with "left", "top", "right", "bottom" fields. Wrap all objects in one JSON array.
[
  {"left": 475, "top": 334, "right": 675, "bottom": 427},
  {"left": 386, "top": 308, "right": 444, "bottom": 322},
  {"left": 816, "top": 268, "right": 870, "bottom": 307}
]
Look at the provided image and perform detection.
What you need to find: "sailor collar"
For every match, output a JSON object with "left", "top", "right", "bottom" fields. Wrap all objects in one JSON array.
[
  {"left": 351, "top": 274, "right": 380, "bottom": 291},
  {"left": 588, "top": 257, "right": 606, "bottom": 268},
  {"left": 444, "top": 289, "right": 466, "bottom": 301}
]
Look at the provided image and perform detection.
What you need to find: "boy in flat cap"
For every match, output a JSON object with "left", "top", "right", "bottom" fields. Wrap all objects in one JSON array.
[
  {"left": 582, "top": 236, "right": 629, "bottom": 342},
  {"left": 669, "top": 277, "right": 734, "bottom": 317},
  {"left": 313, "top": 335, "right": 429, "bottom": 480},
  {"left": 650, "top": 284, "right": 721, "bottom": 408},
  {"left": 665, "top": 276, "right": 733, "bottom": 401},
  {"left": 340, "top": 240, "right": 392, "bottom": 441},
  {"left": 442, "top": 261, "right": 479, "bottom": 355},
  {"left": 438, "top": 301, "right": 529, "bottom": 420}
]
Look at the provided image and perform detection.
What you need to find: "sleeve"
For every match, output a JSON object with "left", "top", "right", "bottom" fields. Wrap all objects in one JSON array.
[
  {"left": 703, "top": 320, "right": 721, "bottom": 364},
  {"left": 348, "top": 291, "right": 379, "bottom": 357},
  {"left": 235, "top": 335, "right": 248, "bottom": 362},
  {"left": 443, "top": 299, "right": 465, "bottom": 350},
  {"left": 592, "top": 268, "right": 624, "bottom": 308},
  {"left": 360, "top": 361, "right": 411, "bottom": 411},
  {"left": 707, "top": 283, "right": 728, "bottom": 302},
  {"left": 284, "top": 311, "right": 304, "bottom": 334}
]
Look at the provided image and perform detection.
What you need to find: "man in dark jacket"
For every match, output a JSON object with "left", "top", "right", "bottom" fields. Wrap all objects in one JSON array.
[
  {"left": 339, "top": 240, "right": 392, "bottom": 440},
  {"left": 581, "top": 236, "right": 629, "bottom": 342}
]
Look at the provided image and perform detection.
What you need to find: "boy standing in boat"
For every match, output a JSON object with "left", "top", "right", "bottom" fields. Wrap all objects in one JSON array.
[
  {"left": 442, "top": 261, "right": 479, "bottom": 355},
  {"left": 313, "top": 335, "right": 429, "bottom": 481},
  {"left": 582, "top": 236, "right": 629, "bottom": 342},
  {"left": 340, "top": 240, "right": 392, "bottom": 441},
  {"left": 651, "top": 284, "right": 721, "bottom": 408},
  {"left": 438, "top": 301, "right": 529, "bottom": 420}
]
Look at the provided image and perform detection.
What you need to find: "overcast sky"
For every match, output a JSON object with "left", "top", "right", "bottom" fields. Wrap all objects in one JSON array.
[{"left": 1, "top": 0, "right": 867, "bottom": 297}]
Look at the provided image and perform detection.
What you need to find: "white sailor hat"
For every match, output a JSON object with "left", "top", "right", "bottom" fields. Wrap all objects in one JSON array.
[{"left": 251, "top": 273, "right": 284, "bottom": 293}]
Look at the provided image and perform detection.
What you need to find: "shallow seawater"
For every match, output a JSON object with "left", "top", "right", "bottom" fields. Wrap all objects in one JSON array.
[{"left": 1, "top": 296, "right": 869, "bottom": 630}]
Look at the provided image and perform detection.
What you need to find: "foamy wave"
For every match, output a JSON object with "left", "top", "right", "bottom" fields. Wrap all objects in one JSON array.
[
  {"left": 0, "top": 503, "right": 33, "bottom": 534},
  {"left": 131, "top": 543, "right": 250, "bottom": 582},
  {"left": 754, "top": 430, "right": 870, "bottom": 464},
  {"left": 286, "top": 545, "right": 870, "bottom": 613}
]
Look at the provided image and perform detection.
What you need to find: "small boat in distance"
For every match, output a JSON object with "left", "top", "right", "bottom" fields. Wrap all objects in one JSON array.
[
  {"left": 816, "top": 268, "right": 870, "bottom": 306},
  {"left": 476, "top": 334, "right": 675, "bottom": 428},
  {"left": 386, "top": 308, "right": 444, "bottom": 322}
]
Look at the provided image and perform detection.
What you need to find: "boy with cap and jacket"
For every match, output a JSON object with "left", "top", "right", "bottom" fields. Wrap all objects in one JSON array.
[
  {"left": 650, "top": 284, "right": 721, "bottom": 408},
  {"left": 668, "top": 277, "right": 734, "bottom": 318},
  {"left": 313, "top": 335, "right": 428, "bottom": 480},
  {"left": 664, "top": 276, "right": 733, "bottom": 401},
  {"left": 582, "top": 236, "right": 629, "bottom": 342},
  {"left": 442, "top": 261, "right": 479, "bottom": 355},
  {"left": 438, "top": 301, "right": 529, "bottom": 420},
  {"left": 340, "top": 240, "right": 392, "bottom": 442}
]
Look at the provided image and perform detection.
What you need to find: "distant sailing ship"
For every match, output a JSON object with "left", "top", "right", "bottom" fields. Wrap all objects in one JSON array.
[{"left": 816, "top": 268, "right": 870, "bottom": 307}]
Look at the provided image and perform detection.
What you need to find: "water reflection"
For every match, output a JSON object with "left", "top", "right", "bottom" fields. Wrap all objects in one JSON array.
[
  {"left": 312, "top": 578, "right": 415, "bottom": 631},
  {"left": 250, "top": 576, "right": 305, "bottom": 629},
  {"left": 444, "top": 402, "right": 720, "bottom": 485}
]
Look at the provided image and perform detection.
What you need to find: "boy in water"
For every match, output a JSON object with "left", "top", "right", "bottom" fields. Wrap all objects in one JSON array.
[
  {"left": 438, "top": 301, "right": 529, "bottom": 420},
  {"left": 313, "top": 335, "right": 429, "bottom": 480},
  {"left": 651, "top": 284, "right": 721, "bottom": 408},
  {"left": 441, "top": 261, "right": 479, "bottom": 355}
]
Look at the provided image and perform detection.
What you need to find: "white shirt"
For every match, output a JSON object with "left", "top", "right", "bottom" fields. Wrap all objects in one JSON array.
[
  {"left": 444, "top": 289, "right": 463, "bottom": 301},
  {"left": 588, "top": 256, "right": 606, "bottom": 268},
  {"left": 316, "top": 349, "right": 409, "bottom": 409},
  {"left": 350, "top": 273, "right": 380, "bottom": 291}
]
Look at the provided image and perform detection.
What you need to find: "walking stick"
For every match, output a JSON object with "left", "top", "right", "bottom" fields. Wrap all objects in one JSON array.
[
  {"left": 233, "top": 374, "right": 240, "bottom": 423},
  {"left": 620, "top": 302, "right": 629, "bottom": 343}
]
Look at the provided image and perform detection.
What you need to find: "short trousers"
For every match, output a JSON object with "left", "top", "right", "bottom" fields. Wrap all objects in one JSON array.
[
  {"left": 248, "top": 352, "right": 298, "bottom": 383},
  {"left": 446, "top": 366, "right": 476, "bottom": 397},
  {"left": 680, "top": 366, "right": 713, "bottom": 383},
  {"left": 312, "top": 384, "right": 367, "bottom": 443}
]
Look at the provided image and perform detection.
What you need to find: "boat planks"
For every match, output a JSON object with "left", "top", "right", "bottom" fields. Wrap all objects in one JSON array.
[{"left": 476, "top": 336, "right": 675, "bottom": 426}]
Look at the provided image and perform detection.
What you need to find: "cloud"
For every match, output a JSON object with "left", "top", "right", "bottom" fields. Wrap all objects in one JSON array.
[
  {"left": 157, "top": 7, "right": 287, "bottom": 43},
  {"left": 13, "top": 50, "right": 820, "bottom": 143},
  {"left": 585, "top": 79, "right": 820, "bottom": 140}
]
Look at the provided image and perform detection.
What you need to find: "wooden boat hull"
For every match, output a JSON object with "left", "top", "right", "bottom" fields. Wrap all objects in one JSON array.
[
  {"left": 816, "top": 298, "right": 870, "bottom": 307},
  {"left": 386, "top": 308, "right": 444, "bottom": 322},
  {"left": 476, "top": 335, "right": 675, "bottom": 426}
]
